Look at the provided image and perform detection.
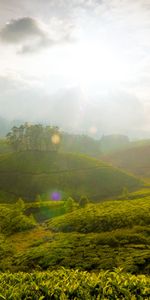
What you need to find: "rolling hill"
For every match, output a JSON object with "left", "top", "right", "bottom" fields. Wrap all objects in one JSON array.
[
  {"left": 0, "top": 150, "right": 141, "bottom": 203},
  {"left": 101, "top": 144, "right": 150, "bottom": 178},
  {"left": 1, "top": 196, "right": 150, "bottom": 274},
  {"left": 47, "top": 197, "right": 150, "bottom": 233}
]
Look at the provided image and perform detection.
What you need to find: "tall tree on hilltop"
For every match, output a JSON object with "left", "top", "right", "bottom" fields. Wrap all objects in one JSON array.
[{"left": 6, "top": 123, "right": 61, "bottom": 152}]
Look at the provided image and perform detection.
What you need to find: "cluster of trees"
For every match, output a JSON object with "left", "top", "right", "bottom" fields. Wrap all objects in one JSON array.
[
  {"left": 0, "top": 198, "right": 36, "bottom": 235},
  {"left": 64, "top": 195, "right": 89, "bottom": 213},
  {"left": 6, "top": 123, "right": 60, "bottom": 152},
  {"left": 6, "top": 123, "right": 130, "bottom": 155},
  {"left": 60, "top": 133, "right": 101, "bottom": 157}
]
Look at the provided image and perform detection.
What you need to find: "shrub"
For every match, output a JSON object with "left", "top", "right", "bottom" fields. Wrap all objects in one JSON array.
[{"left": 0, "top": 269, "right": 149, "bottom": 299}]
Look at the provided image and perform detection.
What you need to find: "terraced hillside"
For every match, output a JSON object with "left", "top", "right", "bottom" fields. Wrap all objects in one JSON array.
[{"left": 0, "top": 151, "right": 141, "bottom": 202}]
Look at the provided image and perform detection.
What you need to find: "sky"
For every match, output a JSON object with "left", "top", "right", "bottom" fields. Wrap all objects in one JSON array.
[{"left": 0, "top": 0, "right": 150, "bottom": 138}]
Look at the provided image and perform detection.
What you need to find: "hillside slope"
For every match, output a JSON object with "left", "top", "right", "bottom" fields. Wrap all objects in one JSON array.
[
  {"left": 101, "top": 144, "right": 150, "bottom": 178},
  {"left": 47, "top": 197, "right": 150, "bottom": 233},
  {"left": 1, "top": 197, "right": 150, "bottom": 274},
  {"left": 0, "top": 151, "right": 141, "bottom": 202}
]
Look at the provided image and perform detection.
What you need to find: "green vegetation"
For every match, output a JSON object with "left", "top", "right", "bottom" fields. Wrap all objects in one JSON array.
[
  {"left": 119, "top": 188, "right": 150, "bottom": 200},
  {"left": 0, "top": 269, "right": 150, "bottom": 299},
  {"left": 6, "top": 123, "right": 60, "bottom": 152},
  {"left": 60, "top": 132, "right": 101, "bottom": 157},
  {"left": 64, "top": 197, "right": 79, "bottom": 212},
  {"left": 0, "top": 128, "right": 150, "bottom": 299},
  {"left": 8, "top": 226, "right": 150, "bottom": 274},
  {"left": 47, "top": 198, "right": 150, "bottom": 233},
  {"left": 25, "top": 200, "right": 66, "bottom": 222},
  {"left": 0, "top": 197, "right": 150, "bottom": 274},
  {"left": 0, "top": 201, "right": 36, "bottom": 235},
  {"left": 0, "top": 151, "right": 141, "bottom": 202}
]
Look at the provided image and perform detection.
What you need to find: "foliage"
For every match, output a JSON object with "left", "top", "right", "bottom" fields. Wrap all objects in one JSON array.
[
  {"left": 15, "top": 198, "right": 25, "bottom": 211},
  {"left": 0, "top": 268, "right": 149, "bottom": 299},
  {"left": 79, "top": 195, "right": 89, "bottom": 207},
  {"left": 25, "top": 201, "right": 66, "bottom": 223},
  {"left": 0, "top": 234, "right": 13, "bottom": 259},
  {"left": 0, "top": 199, "right": 150, "bottom": 274},
  {"left": 0, "top": 203, "right": 36, "bottom": 235},
  {"left": 6, "top": 123, "right": 60, "bottom": 152},
  {"left": 64, "top": 197, "right": 79, "bottom": 212},
  {"left": 118, "top": 188, "right": 150, "bottom": 200},
  {"left": 47, "top": 197, "right": 150, "bottom": 233},
  {"left": 60, "top": 132, "right": 101, "bottom": 157},
  {"left": 11, "top": 226, "right": 150, "bottom": 273}
]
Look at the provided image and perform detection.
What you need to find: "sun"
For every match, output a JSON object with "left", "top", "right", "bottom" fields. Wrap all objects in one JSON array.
[
  {"left": 60, "top": 40, "right": 132, "bottom": 89},
  {"left": 25, "top": 38, "right": 133, "bottom": 93}
]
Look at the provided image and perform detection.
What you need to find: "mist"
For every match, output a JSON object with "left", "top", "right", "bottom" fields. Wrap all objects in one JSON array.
[{"left": 0, "top": 0, "right": 150, "bottom": 139}]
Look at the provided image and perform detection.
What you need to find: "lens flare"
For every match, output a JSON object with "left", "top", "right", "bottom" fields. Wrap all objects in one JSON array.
[
  {"left": 89, "top": 126, "right": 97, "bottom": 135},
  {"left": 51, "top": 191, "right": 62, "bottom": 201},
  {"left": 51, "top": 134, "right": 60, "bottom": 144}
]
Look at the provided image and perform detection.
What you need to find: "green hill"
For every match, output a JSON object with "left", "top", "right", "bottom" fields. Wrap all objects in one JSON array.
[
  {"left": 47, "top": 197, "right": 150, "bottom": 233},
  {"left": 0, "top": 151, "right": 141, "bottom": 203},
  {"left": 1, "top": 197, "right": 150, "bottom": 274},
  {"left": 101, "top": 144, "right": 150, "bottom": 178}
]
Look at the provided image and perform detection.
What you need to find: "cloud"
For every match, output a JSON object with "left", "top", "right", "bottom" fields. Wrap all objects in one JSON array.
[
  {"left": 0, "top": 17, "right": 73, "bottom": 53},
  {"left": 0, "top": 17, "right": 44, "bottom": 43}
]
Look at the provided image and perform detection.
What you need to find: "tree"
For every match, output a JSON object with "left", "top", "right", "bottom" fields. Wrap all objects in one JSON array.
[
  {"left": 122, "top": 187, "right": 129, "bottom": 199},
  {"left": 6, "top": 123, "right": 61, "bottom": 152},
  {"left": 64, "top": 197, "right": 79, "bottom": 213},
  {"left": 79, "top": 195, "right": 89, "bottom": 208},
  {"left": 15, "top": 198, "right": 25, "bottom": 212}
]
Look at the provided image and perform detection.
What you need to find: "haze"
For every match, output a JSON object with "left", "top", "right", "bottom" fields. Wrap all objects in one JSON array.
[{"left": 0, "top": 0, "right": 150, "bottom": 138}]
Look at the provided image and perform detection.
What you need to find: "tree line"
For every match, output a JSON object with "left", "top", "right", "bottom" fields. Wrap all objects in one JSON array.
[{"left": 6, "top": 123, "right": 60, "bottom": 152}]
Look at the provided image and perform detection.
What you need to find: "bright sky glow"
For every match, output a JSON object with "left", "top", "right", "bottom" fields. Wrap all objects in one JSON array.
[{"left": 0, "top": 0, "right": 150, "bottom": 137}]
